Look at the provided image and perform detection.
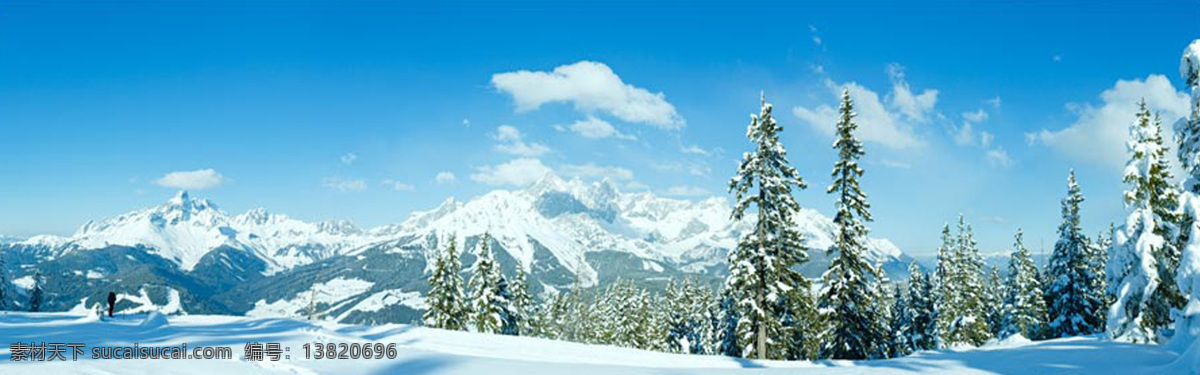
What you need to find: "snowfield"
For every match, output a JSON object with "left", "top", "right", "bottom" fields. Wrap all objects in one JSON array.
[{"left": 0, "top": 312, "right": 1192, "bottom": 374}]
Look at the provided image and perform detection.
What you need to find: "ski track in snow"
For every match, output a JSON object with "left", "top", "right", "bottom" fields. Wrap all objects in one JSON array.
[{"left": 0, "top": 312, "right": 1189, "bottom": 375}]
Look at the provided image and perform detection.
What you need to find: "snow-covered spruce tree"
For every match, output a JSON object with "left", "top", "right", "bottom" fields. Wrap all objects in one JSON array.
[
  {"left": 907, "top": 262, "right": 940, "bottom": 350},
  {"left": 873, "top": 282, "right": 896, "bottom": 358},
  {"left": 28, "top": 270, "right": 43, "bottom": 312},
  {"left": 423, "top": 234, "right": 468, "bottom": 330},
  {"left": 933, "top": 224, "right": 957, "bottom": 342},
  {"left": 1167, "top": 40, "right": 1200, "bottom": 361},
  {"left": 596, "top": 279, "right": 657, "bottom": 350},
  {"left": 726, "top": 92, "right": 811, "bottom": 360},
  {"left": 717, "top": 289, "right": 742, "bottom": 357},
  {"left": 496, "top": 272, "right": 516, "bottom": 336},
  {"left": 889, "top": 284, "right": 914, "bottom": 357},
  {"left": 1000, "top": 230, "right": 1047, "bottom": 340},
  {"left": 704, "top": 287, "right": 725, "bottom": 355},
  {"left": 818, "top": 88, "right": 888, "bottom": 360},
  {"left": 1109, "top": 101, "right": 1185, "bottom": 343},
  {"left": 935, "top": 216, "right": 992, "bottom": 346},
  {"left": 1045, "top": 170, "right": 1106, "bottom": 338},
  {"left": 508, "top": 265, "right": 535, "bottom": 336},
  {"left": 468, "top": 233, "right": 506, "bottom": 334},
  {"left": 984, "top": 266, "right": 1005, "bottom": 337},
  {"left": 662, "top": 279, "right": 685, "bottom": 352},
  {"left": 779, "top": 281, "right": 820, "bottom": 359},
  {"left": 958, "top": 218, "right": 993, "bottom": 345},
  {"left": 1091, "top": 227, "right": 1113, "bottom": 324},
  {"left": 422, "top": 236, "right": 451, "bottom": 327},
  {"left": 663, "top": 278, "right": 689, "bottom": 353},
  {"left": 597, "top": 280, "right": 630, "bottom": 346},
  {"left": 693, "top": 281, "right": 720, "bottom": 355},
  {"left": 1099, "top": 224, "right": 1118, "bottom": 306},
  {"left": 664, "top": 278, "right": 719, "bottom": 354},
  {"left": 535, "top": 289, "right": 574, "bottom": 340}
]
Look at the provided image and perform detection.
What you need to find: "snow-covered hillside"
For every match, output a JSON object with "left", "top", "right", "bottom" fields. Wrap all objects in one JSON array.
[{"left": 0, "top": 312, "right": 1190, "bottom": 374}]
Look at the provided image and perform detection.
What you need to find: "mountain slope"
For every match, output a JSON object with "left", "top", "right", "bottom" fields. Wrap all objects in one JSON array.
[
  {"left": 2, "top": 173, "right": 913, "bottom": 323},
  {"left": 16, "top": 191, "right": 397, "bottom": 275}
]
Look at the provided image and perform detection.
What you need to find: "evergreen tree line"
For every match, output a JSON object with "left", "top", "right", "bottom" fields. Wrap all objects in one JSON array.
[
  {"left": 0, "top": 250, "right": 45, "bottom": 313},
  {"left": 418, "top": 91, "right": 1116, "bottom": 360},
  {"left": 422, "top": 233, "right": 534, "bottom": 336}
]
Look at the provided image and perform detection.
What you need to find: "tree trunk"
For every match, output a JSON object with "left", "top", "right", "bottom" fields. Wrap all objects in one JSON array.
[{"left": 757, "top": 187, "right": 768, "bottom": 359}]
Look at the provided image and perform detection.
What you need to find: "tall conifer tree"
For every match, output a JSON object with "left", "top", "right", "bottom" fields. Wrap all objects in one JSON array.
[
  {"left": 1046, "top": 170, "right": 1106, "bottom": 337},
  {"left": 726, "top": 92, "right": 811, "bottom": 359},
  {"left": 423, "top": 234, "right": 468, "bottom": 330},
  {"left": 1108, "top": 102, "right": 1185, "bottom": 343},
  {"left": 508, "top": 265, "right": 535, "bottom": 336},
  {"left": 1001, "top": 230, "right": 1047, "bottom": 339},
  {"left": 818, "top": 88, "right": 888, "bottom": 360},
  {"left": 469, "top": 233, "right": 506, "bottom": 334}
]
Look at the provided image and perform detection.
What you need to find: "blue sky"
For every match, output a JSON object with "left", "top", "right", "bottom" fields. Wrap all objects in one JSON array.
[{"left": 2, "top": 0, "right": 1198, "bottom": 256}]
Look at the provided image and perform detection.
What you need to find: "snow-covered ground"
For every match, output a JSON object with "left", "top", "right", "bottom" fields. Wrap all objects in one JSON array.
[{"left": 0, "top": 312, "right": 1191, "bottom": 374}]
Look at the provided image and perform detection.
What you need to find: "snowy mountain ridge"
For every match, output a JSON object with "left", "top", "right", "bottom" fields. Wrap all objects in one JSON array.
[
  {"left": 3, "top": 172, "right": 914, "bottom": 322},
  {"left": 19, "top": 191, "right": 399, "bottom": 275},
  {"left": 12, "top": 173, "right": 911, "bottom": 283},
  {"left": 388, "top": 173, "right": 910, "bottom": 286}
]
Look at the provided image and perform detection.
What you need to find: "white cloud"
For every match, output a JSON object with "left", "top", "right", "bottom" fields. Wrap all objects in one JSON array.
[
  {"left": 793, "top": 78, "right": 926, "bottom": 150},
  {"left": 951, "top": 107, "right": 1008, "bottom": 167},
  {"left": 436, "top": 171, "right": 457, "bottom": 185},
  {"left": 322, "top": 177, "right": 367, "bottom": 192},
  {"left": 559, "top": 163, "right": 634, "bottom": 181},
  {"left": 1028, "top": 75, "right": 1189, "bottom": 169},
  {"left": 382, "top": 179, "right": 415, "bottom": 192},
  {"left": 471, "top": 158, "right": 554, "bottom": 186},
  {"left": 952, "top": 123, "right": 994, "bottom": 148},
  {"left": 963, "top": 109, "right": 988, "bottom": 123},
  {"left": 567, "top": 117, "right": 636, "bottom": 140},
  {"left": 494, "top": 125, "right": 521, "bottom": 142},
  {"left": 953, "top": 121, "right": 977, "bottom": 146},
  {"left": 985, "top": 147, "right": 1013, "bottom": 168},
  {"left": 155, "top": 169, "right": 226, "bottom": 190},
  {"left": 985, "top": 96, "right": 1002, "bottom": 109},
  {"left": 665, "top": 185, "right": 712, "bottom": 197},
  {"left": 340, "top": 152, "right": 357, "bottom": 165},
  {"left": 491, "top": 61, "right": 685, "bottom": 129},
  {"left": 887, "top": 64, "right": 939, "bottom": 124},
  {"left": 680, "top": 145, "right": 710, "bottom": 156},
  {"left": 493, "top": 125, "right": 550, "bottom": 157}
]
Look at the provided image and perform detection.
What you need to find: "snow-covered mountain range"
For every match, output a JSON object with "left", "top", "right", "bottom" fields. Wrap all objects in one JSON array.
[
  {"left": 2, "top": 173, "right": 912, "bottom": 322},
  {"left": 21, "top": 191, "right": 398, "bottom": 275}
]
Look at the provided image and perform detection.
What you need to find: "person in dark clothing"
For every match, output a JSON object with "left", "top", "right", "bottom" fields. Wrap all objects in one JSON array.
[{"left": 106, "top": 292, "right": 116, "bottom": 317}]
